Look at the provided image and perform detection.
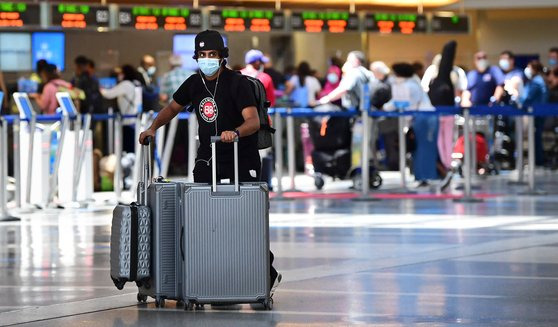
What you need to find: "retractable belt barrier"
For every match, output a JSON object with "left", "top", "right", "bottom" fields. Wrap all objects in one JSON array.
[{"left": 0, "top": 104, "right": 557, "bottom": 215}]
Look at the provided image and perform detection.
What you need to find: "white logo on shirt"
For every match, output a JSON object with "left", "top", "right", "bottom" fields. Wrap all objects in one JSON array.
[{"left": 199, "top": 97, "right": 218, "bottom": 123}]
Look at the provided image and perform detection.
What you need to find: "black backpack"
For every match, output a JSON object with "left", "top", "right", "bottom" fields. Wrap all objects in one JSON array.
[{"left": 233, "top": 73, "right": 275, "bottom": 149}]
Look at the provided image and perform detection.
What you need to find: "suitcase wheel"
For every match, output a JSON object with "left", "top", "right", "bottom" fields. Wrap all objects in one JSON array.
[
  {"left": 112, "top": 277, "right": 126, "bottom": 290},
  {"left": 155, "top": 297, "right": 165, "bottom": 308},
  {"left": 137, "top": 293, "right": 148, "bottom": 303},
  {"left": 371, "top": 173, "right": 382, "bottom": 189},
  {"left": 185, "top": 301, "right": 195, "bottom": 311},
  {"left": 263, "top": 298, "right": 273, "bottom": 311},
  {"left": 314, "top": 175, "right": 325, "bottom": 190},
  {"left": 195, "top": 303, "right": 205, "bottom": 310}
]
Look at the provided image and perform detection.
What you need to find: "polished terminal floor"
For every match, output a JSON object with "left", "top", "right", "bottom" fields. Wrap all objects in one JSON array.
[{"left": 1, "top": 171, "right": 558, "bottom": 326}]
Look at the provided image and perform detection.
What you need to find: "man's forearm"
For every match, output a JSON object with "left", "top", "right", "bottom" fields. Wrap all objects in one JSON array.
[{"left": 235, "top": 117, "right": 260, "bottom": 137}]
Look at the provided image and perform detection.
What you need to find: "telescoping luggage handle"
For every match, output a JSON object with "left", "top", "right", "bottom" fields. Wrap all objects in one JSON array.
[
  {"left": 138, "top": 136, "right": 152, "bottom": 205},
  {"left": 210, "top": 136, "right": 239, "bottom": 193}
]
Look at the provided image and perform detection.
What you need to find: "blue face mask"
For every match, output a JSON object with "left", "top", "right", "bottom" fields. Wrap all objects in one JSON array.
[
  {"left": 327, "top": 73, "right": 339, "bottom": 84},
  {"left": 550, "top": 58, "right": 557, "bottom": 67},
  {"left": 198, "top": 58, "right": 220, "bottom": 76},
  {"left": 499, "top": 59, "right": 510, "bottom": 72}
]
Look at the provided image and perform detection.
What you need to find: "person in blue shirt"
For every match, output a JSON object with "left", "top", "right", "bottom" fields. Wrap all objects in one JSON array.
[
  {"left": 462, "top": 51, "right": 505, "bottom": 107},
  {"left": 499, "top": 50, "right": 524, "bottom": 103},
  {"left": 520, "top": 60, "right": 548, "bottom": 165}
]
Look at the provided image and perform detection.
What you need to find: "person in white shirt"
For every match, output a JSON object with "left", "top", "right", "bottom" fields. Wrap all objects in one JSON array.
[
  {"left": 100, "top": 65, "right": 142, "bottom": 153},
  {"left": 284, "top": 61, "right": 322, "bottom": 107}
]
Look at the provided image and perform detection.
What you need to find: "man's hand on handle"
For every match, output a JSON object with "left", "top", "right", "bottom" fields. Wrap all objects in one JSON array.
[
  {"left": 220, "top": 130, "right": 238, "bottom": 143},
  {"left": 139, "top": 128, "right": 156, "bottom": 145}
]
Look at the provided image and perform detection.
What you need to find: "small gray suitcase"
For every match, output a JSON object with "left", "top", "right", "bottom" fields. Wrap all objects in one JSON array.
[
  {"left": 110, "top": 204, "right": 151, "bottom": 290},
  {"left": 181, "top": 136, "right": 272, "bottom": 310},
  {"left": 110, "top": 140, "right": 152, "bottom": 290},
  {"left": 137, "top": 179, "right": 183, "bottom": 307}
]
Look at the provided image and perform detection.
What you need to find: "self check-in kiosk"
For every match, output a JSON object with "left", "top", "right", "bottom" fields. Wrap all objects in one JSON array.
[
  {"left": 56, "top": 92, "right": 93, "bottom": 206},
  {"left": 13, "top": 92, "right": 50, "bottom": 208}
]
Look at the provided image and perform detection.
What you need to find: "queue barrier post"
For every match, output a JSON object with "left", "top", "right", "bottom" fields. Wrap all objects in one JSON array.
[
  {"left": 454, "top": 107, "right": 482, "bottom": 203},
  {"left": 0, "top": 117, "right": 19, "bottom": 222},
  {"left": 393, "top": 102, "right": 416, "bottom": 194},
  {"left": 509, "top": 115, "right": 526, "bottom": 185},
  {"left": 113, "top": 113, "right": 123, "bottom": 202},
  {"left": 286, "top": 107, "right": 300, "bottom": 192},
  {"left": 108, "top": 107, "right": 114, "bottom": 155},
  {"left": 161, "top": 115, "right": 179, "bottom": 178},
  {"left": 353, "top": 84, "right": 379, "bottom": 202},
  {"left": 187, "top": 113, "right": 197, "bottom": 182},
  {"left": 272, "top": 109, "right": 290, "bottom": 201},
  {"left": 520, "top": 107, "right": 546, "bottom": 196}
]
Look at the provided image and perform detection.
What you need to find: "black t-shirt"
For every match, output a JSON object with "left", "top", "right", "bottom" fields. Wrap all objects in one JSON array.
[{"left": 173, "top": 68, "right": 259, "bottom": 163}]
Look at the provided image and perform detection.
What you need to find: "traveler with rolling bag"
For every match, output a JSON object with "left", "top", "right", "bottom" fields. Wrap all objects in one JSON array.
[{"left": 139, "top": 29, "right": 280, "bottom": 309}]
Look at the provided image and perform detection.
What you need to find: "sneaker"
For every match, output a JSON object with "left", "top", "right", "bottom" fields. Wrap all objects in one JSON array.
[{"left": 270, "top": 273, "right": 282, "bottom": 297}]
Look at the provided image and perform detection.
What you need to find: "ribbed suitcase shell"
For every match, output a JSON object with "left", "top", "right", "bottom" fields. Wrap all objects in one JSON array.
[
  {"left": 138, "top": 182, "right": 182, "bottom": 302},
  {"left": 181, "top": 182, "right": 270, "bottom": 305},
  {"left": 110, "top": 204, "right": 151, "bottom": 287}
]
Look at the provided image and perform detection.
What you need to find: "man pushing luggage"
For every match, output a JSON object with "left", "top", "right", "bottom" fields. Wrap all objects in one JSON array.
[{"left": 139, "top": 30, "right": 281, "bottom": 295}]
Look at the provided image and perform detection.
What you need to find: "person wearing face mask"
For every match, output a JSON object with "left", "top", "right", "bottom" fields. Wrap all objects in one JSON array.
[
  {"left": 240, "top": 49, "right": 276, "bottom": 107},
  {"left": 498, "top": 51, "right": 524, "bottom": 103},
  {"left": 137, "top": 55, "right": 161, "bottom": 112},
  {"left": 139, "top": 29, "right": 281, "bottom": 295},
  {"left": 461, "top": 51, "right": 505, "bottom": 108},
  {"left": 319, "top": 57, "right": 343, "bottom": 102},
  {"left": 318, "top": 51, "right": 374, "bottom": 110},
  {"left": 284, "top": 61, "right": 322, "bottom": 107},
  {"left": 137, "top": 55, "right": 157, "bottom": 86},
  {"left": 100, "top": 65, "right": 143, "bottom": 153},
  {"left": 520, "top": 60, "right": 548, "bottom": 166}
]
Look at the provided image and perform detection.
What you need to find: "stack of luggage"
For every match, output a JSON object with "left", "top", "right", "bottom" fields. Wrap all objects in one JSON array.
[{"left": 110, "top": 137, "right": 274, "bottom": 310}]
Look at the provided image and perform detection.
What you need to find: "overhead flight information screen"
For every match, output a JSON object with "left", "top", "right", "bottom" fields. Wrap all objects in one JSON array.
[
  {"left": 0, "top": 2, "right": 40, "bottom": 28},
  {"left": 51, "top": 4, "right": 109, "bottom": 29},
  {"left": 209, "top": 9, "right": 285, "bottom": 32},
  {"left": 431, "top": 15, "right": 469, "bottom": 33},
  {"left": 291, "top": 11, "right": 359, "bottom": 33},
  {"left": 365, "top": 13, "right": 427, "bottom": 34},
  {"left": 119, "top": 6, "right": 202, "bottom": 31}
]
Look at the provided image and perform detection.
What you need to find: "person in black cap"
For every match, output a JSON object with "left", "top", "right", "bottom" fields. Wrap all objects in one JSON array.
[{"left": 139, "top": 30, "right": 281, "bottom": 293}]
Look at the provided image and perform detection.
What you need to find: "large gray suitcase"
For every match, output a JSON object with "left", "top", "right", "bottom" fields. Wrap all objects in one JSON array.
[
  {"left": 110, "top": 140, "right": 152, "bottom": 290},
  {"left": 137, "top": 179, "right": 183, "bottom": 307},
  {"left": 181, "top": 136, "right": 272, "bottom": 310}
]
